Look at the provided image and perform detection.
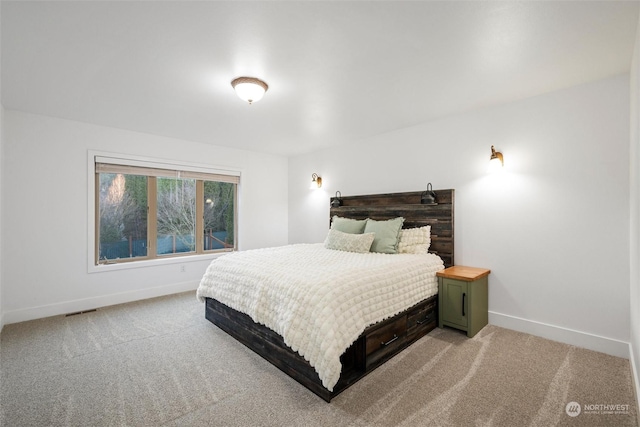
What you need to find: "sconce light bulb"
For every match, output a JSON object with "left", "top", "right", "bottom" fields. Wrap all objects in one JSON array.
[
  {"left": 489, "top": 145, "right": 504, "bottom": 173},
  {"left": 310, "top": 173, "right": 322, "bottom": 189}
]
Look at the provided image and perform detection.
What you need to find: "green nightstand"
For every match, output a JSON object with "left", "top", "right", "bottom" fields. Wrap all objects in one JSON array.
[{"left": 437, "top": 266, "right": 490, "bottom": 338}]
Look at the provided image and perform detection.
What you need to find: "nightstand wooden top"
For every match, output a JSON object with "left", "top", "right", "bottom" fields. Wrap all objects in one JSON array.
[{"left": 436, "top": 266, "right": 491, "bottom": 281}]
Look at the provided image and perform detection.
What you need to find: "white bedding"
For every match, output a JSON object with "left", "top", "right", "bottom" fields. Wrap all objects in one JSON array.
[{"left": 196, "top": 243, "right": 443, "bottom": 391}]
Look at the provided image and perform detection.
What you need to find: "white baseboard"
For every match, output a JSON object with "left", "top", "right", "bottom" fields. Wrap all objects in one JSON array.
[
  {"left": 489, "top": 311, "right": 629, "bottom": 359},
  {"left": 2, "top": 281, "right": 199, "bottom": 326},
  {"left": 628, "top": 343, "right": 640, "bottom": 427}
]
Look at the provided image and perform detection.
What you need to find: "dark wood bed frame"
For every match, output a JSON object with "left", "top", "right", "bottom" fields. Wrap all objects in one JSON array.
[{"left": 204, "top": 189, "right": 454, "bottom": 401}]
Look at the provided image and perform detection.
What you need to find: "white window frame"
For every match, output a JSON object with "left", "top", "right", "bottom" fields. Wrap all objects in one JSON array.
[{"left": 87, "top": 150, "right": 241, "bottom": 273}]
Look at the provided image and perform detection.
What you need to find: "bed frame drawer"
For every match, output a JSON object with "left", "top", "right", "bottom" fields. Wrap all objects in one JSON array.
[
  {"left": 406, "top": 299, "right": 437, "bottom": 341},
  {"left": 365, "top": 315, "right": 407, "bottom": 368}
]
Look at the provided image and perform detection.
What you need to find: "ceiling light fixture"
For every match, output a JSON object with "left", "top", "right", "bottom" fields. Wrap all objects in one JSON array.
[{"left": 231, "top": 77, "right": 269, "bottom": 105}]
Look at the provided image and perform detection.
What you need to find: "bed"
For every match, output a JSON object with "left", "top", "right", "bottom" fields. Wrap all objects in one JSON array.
[{"left": 197, "top": 189, "right": 454, "bottom": 401}]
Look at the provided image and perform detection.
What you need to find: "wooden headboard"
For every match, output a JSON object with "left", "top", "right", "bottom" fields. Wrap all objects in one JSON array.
[{"left": 329, "top": 189, "right": 454, "bottom": 268}]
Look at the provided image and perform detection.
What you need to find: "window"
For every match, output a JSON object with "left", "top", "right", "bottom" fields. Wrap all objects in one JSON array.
[{"left": 94, "top": 157, "right": 238, "bottom": 265}]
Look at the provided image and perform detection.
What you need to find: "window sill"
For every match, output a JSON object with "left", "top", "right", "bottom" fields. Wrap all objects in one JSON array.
[{"left": 87, "top": 252, "right": 228, "bottom": 274}]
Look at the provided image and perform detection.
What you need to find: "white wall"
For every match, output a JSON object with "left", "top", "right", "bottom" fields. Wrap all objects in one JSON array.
[
  {"left": 629, "top": 7, "right": 640, "bottom": 417},
  {"left": 289, "top": 75, "right": 630, "bottom": 358},
  {"left": 0, "top": 105, "right": 3, "bottom": 332},
  {"left": 0, "top": 2, "right": 4, "bottom": 332},
  {"left": 2, "top": 110, "right": 288, "bottom": 324}
]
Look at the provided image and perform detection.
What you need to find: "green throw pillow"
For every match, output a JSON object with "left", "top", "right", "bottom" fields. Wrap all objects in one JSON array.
[
  {"left": 331, "top": 216, "right": 367, "bottom": 234},
  {"left": 364, "top": 217, "right": 404, "bottom": 254}
]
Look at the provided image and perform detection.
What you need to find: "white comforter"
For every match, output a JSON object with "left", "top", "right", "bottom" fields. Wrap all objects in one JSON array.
[{"left": 196, "top": 243, "right": 443, "bottom": 391}]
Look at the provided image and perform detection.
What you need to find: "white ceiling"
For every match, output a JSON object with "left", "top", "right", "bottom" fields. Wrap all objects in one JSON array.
[{"left": 2, "top": 1, "right": 639, "bottom": 157}]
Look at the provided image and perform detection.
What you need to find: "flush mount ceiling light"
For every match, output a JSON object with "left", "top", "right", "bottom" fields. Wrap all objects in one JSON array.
[{"left": 231, "top": 77, "right": 269, "bottom": 104}]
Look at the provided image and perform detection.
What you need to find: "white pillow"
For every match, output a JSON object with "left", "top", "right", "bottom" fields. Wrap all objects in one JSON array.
[
  {"left": 397, "top": 226, "right": 431, "bottom": 254},
  {"left": 324, "top": 229, "right": 375, "bottom": 253}
]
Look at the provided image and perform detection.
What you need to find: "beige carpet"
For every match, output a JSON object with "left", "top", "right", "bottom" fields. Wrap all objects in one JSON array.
[{"left": 0, "top": 291, "right": 636, "bottom": 426}]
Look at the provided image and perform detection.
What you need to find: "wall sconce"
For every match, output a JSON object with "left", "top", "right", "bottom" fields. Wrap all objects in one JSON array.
[
  {"left": 489, "top": 145, "right": 504, "bottom": 172},
  {"left": 310, "top": 173, "right": 322, "bottom": 189},
  {"left": 231, "top": 77, "right": 269, "bottom": 104},
  {"left": 421, "top": 183, "right": 437, "bottom": 205},
  {"left": 331, "top": 191, "right": 342, "bottom": 207}
]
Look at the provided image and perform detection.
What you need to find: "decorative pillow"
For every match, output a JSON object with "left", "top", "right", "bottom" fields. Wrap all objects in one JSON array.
[
  {"left": 398, "top": 226, "right": 431, "bottom": 254},
  {"left": 363, "top": 217, "right": 404, "bottom": 254},
  {"left": 330, "top": 216, "right": 367, "bottom": 234},
  {"left": 324, "top": 229, "right": 375, "bottom": 253}
]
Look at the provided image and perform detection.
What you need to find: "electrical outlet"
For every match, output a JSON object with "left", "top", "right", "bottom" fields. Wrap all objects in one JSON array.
[{"left": 180, "top": 265, "right": 186, "bottom": 273}]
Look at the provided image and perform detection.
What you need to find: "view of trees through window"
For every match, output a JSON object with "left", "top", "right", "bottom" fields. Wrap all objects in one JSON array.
[
  {"left": 99, "top": 173, "right": 148, "bottom": 261},
  {"left": 97, "top": 167, "right": 236, "bottom": 264},
  {"left": 156, "top": 177, "right": 196, "bottom": 255},
  {"left": 203, "top": 180, "right": 235, "bottom": 250}
]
